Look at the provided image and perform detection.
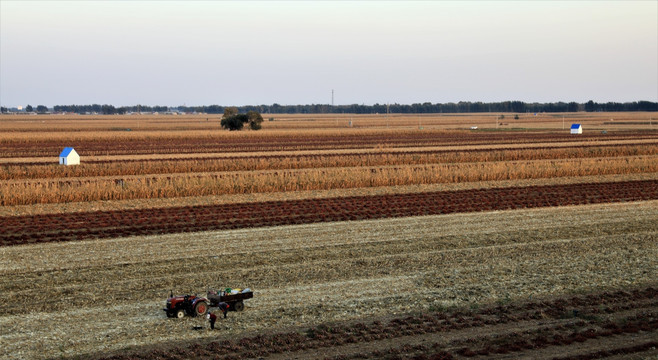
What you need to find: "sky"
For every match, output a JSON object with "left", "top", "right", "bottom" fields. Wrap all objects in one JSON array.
[{"left": 1, "top": 1, "right": 657, "bottom": 107}]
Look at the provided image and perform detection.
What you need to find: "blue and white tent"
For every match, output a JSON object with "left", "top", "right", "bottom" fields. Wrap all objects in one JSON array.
[
  {"left": 570, "top": 124, "right": 582, "bottom": 134},
  {"left": 59, "top": 147, "right": 80, "bottom": 165}
]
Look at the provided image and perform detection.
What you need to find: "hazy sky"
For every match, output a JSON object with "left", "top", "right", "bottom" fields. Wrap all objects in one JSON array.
[{"left": 1, "top": 1, "right": 657, "bottom": 107}]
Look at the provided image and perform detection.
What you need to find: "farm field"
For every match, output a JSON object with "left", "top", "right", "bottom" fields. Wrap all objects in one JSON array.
[
  {"left": 0, "top": 112, "right": 656, "bottom": 359},
  {"left": 1, "top": 203, "right": 656, "bottom": 359}
]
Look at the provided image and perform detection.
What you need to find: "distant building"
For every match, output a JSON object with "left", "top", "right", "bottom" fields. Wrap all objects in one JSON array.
[
  {"left": 570, "top": 124, "right": 582, "bottom": 134},
  {"left": 59, "top": 147, "right": 80, "bottom": 165}
]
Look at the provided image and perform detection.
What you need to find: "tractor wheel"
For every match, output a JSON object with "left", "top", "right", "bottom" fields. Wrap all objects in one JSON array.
[
  {"left": 233, "top": 301, "right": 245, "bottom": 312},
  {"left": 166, "top": 311, "right": 173, "bottom": 318},
  {"left": 175, "top": 309, "right": 185, "bottom": 319},
  {"left": 194, "top": 301, "right": 208, "bottom": 317}
]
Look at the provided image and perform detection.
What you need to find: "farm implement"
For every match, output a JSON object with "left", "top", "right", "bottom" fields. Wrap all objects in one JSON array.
[{"left": 164, "top": 288, "right": 254, "bottom": 318}]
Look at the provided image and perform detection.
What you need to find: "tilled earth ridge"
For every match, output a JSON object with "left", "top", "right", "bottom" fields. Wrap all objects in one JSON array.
[{"left": 1, "top": 179, "right": 656, "bottom": 246}]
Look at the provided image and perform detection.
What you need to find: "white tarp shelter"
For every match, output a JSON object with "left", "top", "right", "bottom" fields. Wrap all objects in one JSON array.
[
  {"left": 59, "top": 147, "right": 80, "bottom": 165},
  {"left": 570, "top": 124, "right": 582, "bottom": 134}
]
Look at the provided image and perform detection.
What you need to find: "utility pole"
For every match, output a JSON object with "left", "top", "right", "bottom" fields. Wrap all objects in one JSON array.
[
  {"left": 386, "top": 103, "right": 389, "bottom": 126},
  {"left": 331, "top": 89, "right": 334, "bottom": 107}
]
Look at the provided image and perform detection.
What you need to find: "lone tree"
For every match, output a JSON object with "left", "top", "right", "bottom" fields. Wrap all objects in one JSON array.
[
  {"left": 220, "top": 109, "right": 264, "bottom": 131},
  {"left": 246, "top": 110, "right": 263, "bottom": 130},
  {"left": 221, "top": 113, "right": 248, "bottom": 131},
  {"left": 25, "top": 104, "right": 33, "bottom": 112},
  {"left": 36, "top": 105, "right": 48, "bottom": 113}
]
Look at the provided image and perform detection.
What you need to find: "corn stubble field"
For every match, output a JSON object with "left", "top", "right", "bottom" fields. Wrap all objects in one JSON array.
[{"left": 0, "top": 112, "right": 657, "bottom": 360}]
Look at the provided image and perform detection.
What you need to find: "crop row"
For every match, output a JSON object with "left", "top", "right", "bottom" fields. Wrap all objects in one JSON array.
[
  {"left": 96, "top": 287, "right": 657, "bottom": 360},
  {"left": 3, "top": 156, "right": 656, "bottom": 206},
  {"left": 1, "top": 180, "right": 655, "bottom": 246},
  {"left": 2, "top": 143, "right": 655, "bottom": 180},
  {"left": 1, "top": 130, "right": 655, "bottom": 157}
]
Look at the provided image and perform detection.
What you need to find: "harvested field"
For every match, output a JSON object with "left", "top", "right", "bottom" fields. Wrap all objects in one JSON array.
[
  {"left": 0, "top": 115, "right": 656, "bottom": 158},
  {"left": 97, "top": 287, "right": 658, "bottom": 360},
  {"left": 0, "top": 201, "right": 656, "bottom": 359},
  {"left": 3, "top": 138, "right": 656, "bottom": 166},
  {"left": 2, "top": 142, "right": 656, "bottom": 179}
]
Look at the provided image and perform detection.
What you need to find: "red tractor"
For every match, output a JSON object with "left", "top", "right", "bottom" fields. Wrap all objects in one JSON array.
[
  {"left": 164, "top": 292, "right": 209, "bottom": 318},
  {"left": 164, "top": 289, "right": 254, "bottom": 318}
]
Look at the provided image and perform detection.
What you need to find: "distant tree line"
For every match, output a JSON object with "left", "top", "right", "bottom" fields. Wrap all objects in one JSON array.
[
  {"left": 2, "top": 100, "right": 655, "bottom": 115},
  {"left": 51, "top": 104, "right": 169, "bottom": 114},
  {"left": 169, "top": 101, "right": 658, "bottom": 114}
]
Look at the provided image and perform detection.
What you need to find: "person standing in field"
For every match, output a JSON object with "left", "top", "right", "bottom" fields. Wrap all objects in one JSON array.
[
  {"left": 217, "top": 302, "right": 229, "bottom": 319},
  {"left": 208, "top": 311, "right": 217, "bottom": 330}
]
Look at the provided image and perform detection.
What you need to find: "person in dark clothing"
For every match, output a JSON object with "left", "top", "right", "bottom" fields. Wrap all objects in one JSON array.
[
  {"left": 217, "top": 302, "right": 229, "bottom": 318},
  {"left": 208, "top": 311, "right": 217, "bottom": 330}
]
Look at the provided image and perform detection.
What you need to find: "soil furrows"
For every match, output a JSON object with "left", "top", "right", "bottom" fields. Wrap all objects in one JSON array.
[
  {"left": 3, "top": 199, "right": 654, "bottom": 274},
  {"left": 1, "top": 180, "right": 656, "bottom": 246},
  {"left": 90, "top": 287, "right": 658, "bottom": 360},
  {"left": 1, "top": 173, "right": 654, "bottom": 218}
]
